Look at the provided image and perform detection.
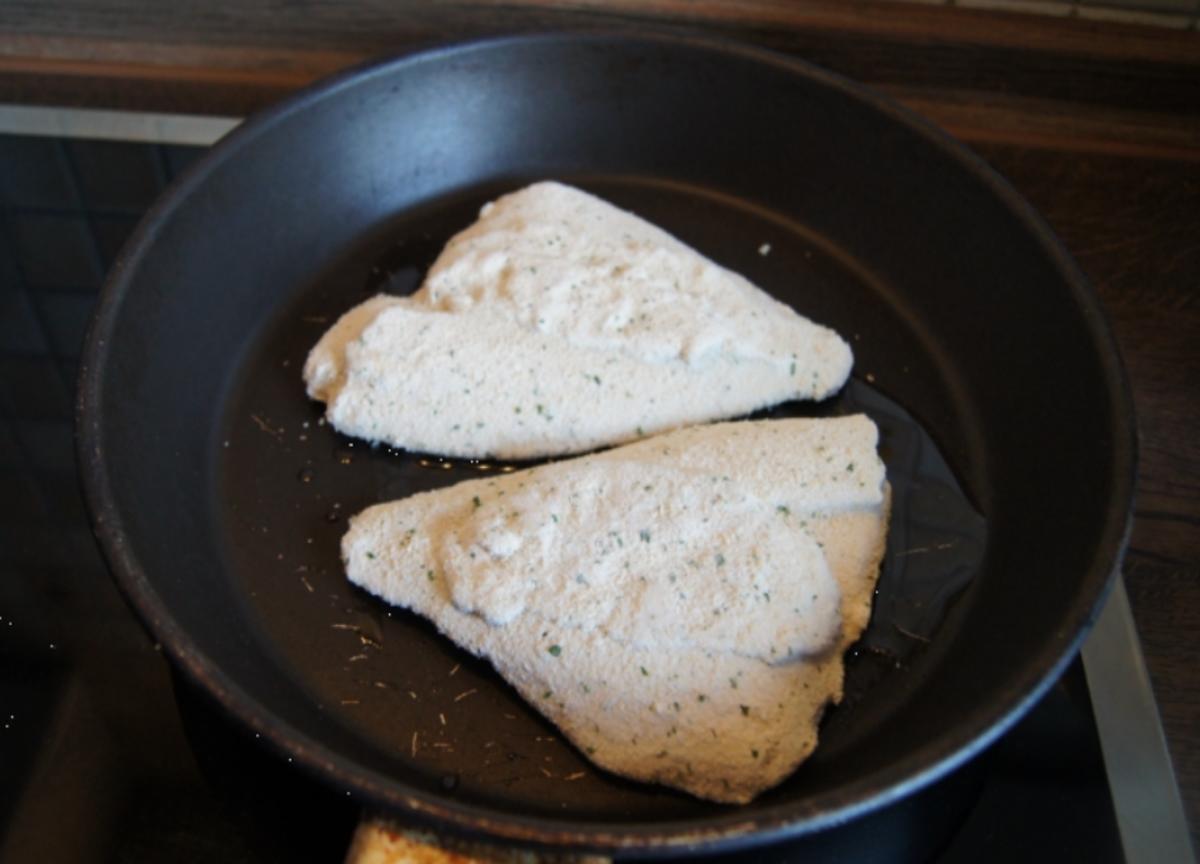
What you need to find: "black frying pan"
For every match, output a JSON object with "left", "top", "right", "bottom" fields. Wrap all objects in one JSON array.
[{"left": 77, "top": 33, "right": 1135, "bottom": 855}]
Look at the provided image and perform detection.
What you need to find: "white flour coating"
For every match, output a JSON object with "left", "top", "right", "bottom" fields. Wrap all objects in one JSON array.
[
  {"left": 305, "top": 182, "right": 853, "bottom": 459},
  {"left": 343, "top": 416, "right": 890, "bottom": 803}
]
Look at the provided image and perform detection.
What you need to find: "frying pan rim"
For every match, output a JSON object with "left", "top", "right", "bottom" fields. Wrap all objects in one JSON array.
[{"left": 76, "top": 29, "right": 1138, "bottom": 853}]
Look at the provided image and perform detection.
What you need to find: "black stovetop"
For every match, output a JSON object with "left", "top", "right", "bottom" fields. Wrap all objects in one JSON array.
[
  {"left": 0, "top": 132, "right": 1125, "bottom": 863},
  {"left": 0, "top": 587, "right": 1123, "bottom": 863}
]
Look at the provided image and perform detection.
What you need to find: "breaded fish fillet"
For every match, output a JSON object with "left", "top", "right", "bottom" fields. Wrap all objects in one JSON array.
[
  {"left": 343, "top": 416, "right": 889, "bottom": 803},
  {"left": 306, "top": 182, "right": 852, "bottom": 459}
]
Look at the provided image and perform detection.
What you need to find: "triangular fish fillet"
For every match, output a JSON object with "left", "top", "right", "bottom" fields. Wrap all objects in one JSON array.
[
  {"left": 306, "top": 182, "right": 852, "bottom": 459},
  {"left": 343, "top": 416, "right": 889, "bottom": 803}
]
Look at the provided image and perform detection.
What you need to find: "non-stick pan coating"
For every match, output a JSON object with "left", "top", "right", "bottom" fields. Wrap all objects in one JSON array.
[{"left": 78, "top": 33, "right": 1134, "bottom": 853}]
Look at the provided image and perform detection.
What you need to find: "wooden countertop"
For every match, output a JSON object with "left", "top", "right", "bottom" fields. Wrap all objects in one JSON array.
[{"left": 2, "top": 0, "right": 1196, "bottom": 849}]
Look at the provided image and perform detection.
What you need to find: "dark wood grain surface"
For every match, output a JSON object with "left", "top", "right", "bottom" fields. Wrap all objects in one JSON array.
[
  {"left": 981, "top": 146, "right": 1199, "bottom": 848},
  {"left": 1, "top": 0, "right": 1196, "bottom": 848}
]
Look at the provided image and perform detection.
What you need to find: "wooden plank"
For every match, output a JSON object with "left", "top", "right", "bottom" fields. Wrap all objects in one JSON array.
[
  {"left": 0, "top": 10, "right": 1197, "bottom": 157},
  {"left": 976, "top": 140, "right": 1200, "bottom": 847},
  {"left": 1, "top": 0, "right": 1197, "bottom": 65}
]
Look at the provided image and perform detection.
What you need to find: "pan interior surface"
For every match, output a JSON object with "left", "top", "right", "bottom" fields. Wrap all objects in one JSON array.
[
  {"left": 215, "top": 176, "right": 983, "bottom": 823},
  {"left": 81, "top": 34, "right": 1133, "bottom": 850}
]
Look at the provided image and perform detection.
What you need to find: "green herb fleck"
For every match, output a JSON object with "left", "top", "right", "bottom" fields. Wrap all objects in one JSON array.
[
  {"left": 639, "top": 529, "right": 651, "bottom": 543},
  {"left": 547, "top": 644, "right": 562, "bottom": 657},
  {"left": 551, "top": 513, "right": 559, "bottom": 523},
  {"left": 729, "top": 678, "right": 738, "bottom": 689},
  {"left": 472, "top": 495, "right": 481, "bottom": 509},
  {"left": 636, "top": 425, "right": 645, "bottom": 436},
  {"left": 776, "top": 504, "right": 790, "bottom": 516},
  {"left": 543, "top": 690, "right": 553, "bottom": 700},
  {"left": 365, "top": 551, "right": 376, "bottom": 560},
  {"left": 715, "top": 553, "right": 726, "bottom": 567},
  {"left": 640, "top": 666, "right": 650, "bottom": 677},
  {"left": 426, "top": 569, "right": 436, "bottom": 581},
  {"left": 751, "top": 748, "right": 760, "bottom": 759},
  {"left": 846, "top": 462, "right": 855, "bottom": 472},
  {"left": 740, "top": 705, "right": 750, "bottom": 717}
]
